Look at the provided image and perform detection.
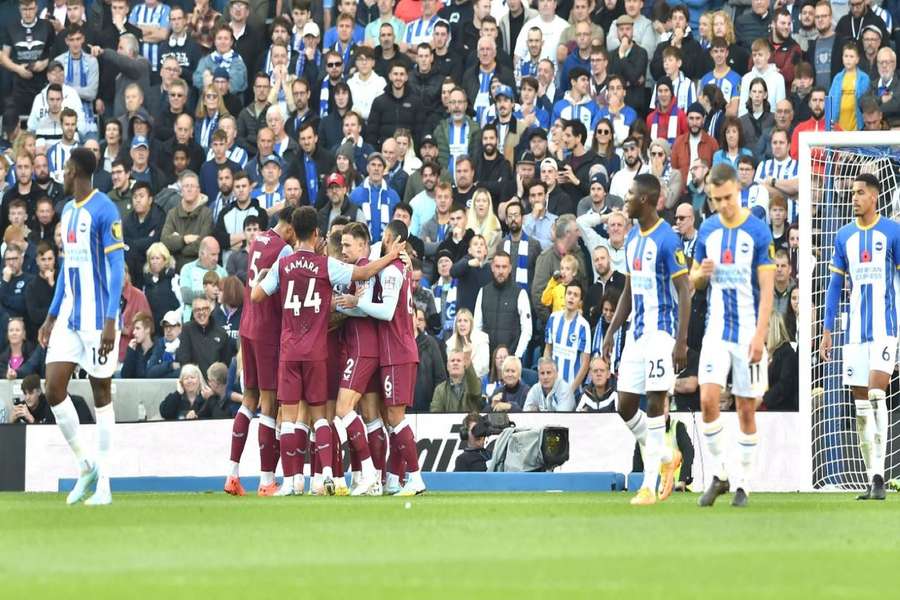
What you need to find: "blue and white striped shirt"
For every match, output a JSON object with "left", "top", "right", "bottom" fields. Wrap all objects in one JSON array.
[
  {"left": 47, "top": 140, "right": 79, "bottom": 184},
  {"left": 545, "top": 310, "right": 592, "bottom": 386},
  {"left": 405, "top": 14, "right": 439, "bottom": 47},
  {"left": 754, "top": 156, "right": 798, "bottom": 221},
  {"left": 128, "top": 3, "right": 171, "bottom": 72}
]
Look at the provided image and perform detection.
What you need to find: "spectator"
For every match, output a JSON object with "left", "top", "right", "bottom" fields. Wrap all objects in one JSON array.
[
  {"left": 1, "top": 154, "right": 43, "bottom": 235},
  {"left": 495, "top": 200, "right": 541, "bottom": 286},
  {"left": 432, "top": 250, "right": 457, "bottom": 339},
  {"left": 435, "top": 88, "right": 481, "bottom": 173},
  {"left": 436, "top": 203, "right": 475, "bottom": 264},
  {"left": 773, "top": 249, "right": 796, "bottom": 316},
  {"left": 212, "top": 275, "right": 243, "bottom": 346},
  {"left": 192, "top": 24, "right": 248, "bottom": 94},
  {"left": 147, "top": 310, "right": 182, "bottom": 378},
  {"left": 450, "top": 234, "right": 493, "bottom": 313},
  {"left": 454, "top": 412, "right": 492, "bottom": 471},
  {"left": 830, "top": 41, "right": 872, "bottom": 131},
  {"left": 870, "top": 47, "right": 900, "bottom": 127},
  {"left": 672, "top": 103, "right": 719, "bottom": 188},
  {"left": 769, "top": 192, "right": 790, "bottom": 251},
  {"left": 161, "top": 170, "right": 214, "bottom": 270},
  {"left": 24, "top": 240, "right": 56, "bottom": 339},
  {"left": 180, "top": 236, "right": 227, "bottom": 320},
  {"left": 122, "top": 312, "right": 155, "bottom": 378},
  {"left": 739, "top": 77, "right": 776, "bottom": 158},
  {"left": 367, "top": 61, "right": 423, "bottom": 149},
  {"left": 176, "top": 296, "right": 231, "bottom": 375},
  {"left": 287, "top": 120, "right": 335, "bottom": 211},
  {"left": 0, "top": 244, "right": 35, "bottom": 320},
  {"left": 608, "top": 136, "right": 644, "bottom": 199},
  {"left": 1, "top": 0, "right": 53, "bottom": 116},
  {"left": 713, "top": 115, "right": 753, "bottom": 170},
  {"left": 786, "top": 285, "right": 799, "bottom": 343},
  {"left": 544, "top": 282, "right": 592, "bottom": 393},
  {"left": 541, "top": 254, "right": 580, "bottom": 314},
  {"left": 860, "top": 94, "right": 889, "bottom": 131},
  {"left": 738, "top": 39, "right": 786, "bottom": 120},
  {"left": 123, "top": 181, "right": 166, "bottom": 289},
  {"left": 143, "top": 242, "right": 183, "bottom": 330},
  {"left": 763, "top": 311, "right": 799, "bottom": 411},
  {"left": 93, "top": 32, "right": 154, "bottom": 118},
  {"left": 522, "top": 181, "right": 557, "bottom": 250},
  {"left": 647, "top": 77, "right": 688, "bottom": 144},
  {"left": 466, "top": 188, "right": 502, "bottom": 251},
  {"left": 8, "top": 374, "right": 92, "bottom": 424},
  {"left": 409, "top": 260, "right": 438, "bottom": 327},
  {"left": 118, "top": 267, "right": 152, "bottom": 363},
  {"left": 214, "top": 171, "right": 266, "bottom": 261},
  {"left": 446, "top": 308, "right": 491, "bottom": 379},
  {"left": 414, "top": 307, "right": 447, "bottom": 413},
  {"left": 225, "top": 216, "right": 261, "bottom": 283},
  {"left": 473, "top": 250, "right": 533, "bottom": 360},
  {"left": 430, "top": 349, "right": 483, "bottom": 413},
  {"left": 488, "top": 355, "right": 530, "bottom": 412},
  {"left": 0, "top": 318, "right": 39, "bottom": 379},
  {"left": 735, "top": 0, "right": 773, "bottom": 52},
  {"left": 769, "top": 8, "right": 805, "bottom": 89},
  {"left": 482, "top": 345, "right": 509, "bottom": 398},
  {"left": 349, "top": 153, "right": 400, "bottom": 243},
  {"left": 674, "top": 203, "right": 700, "bottom": 263},
  {"left": 317, "top": 172, "right": 359, "bottom": 235},
  {"left": 523, "top": 356, "right": 576, "bottom": 411},
  {"left": 808, "top": 2, "right": 836, "bottom": 89},
  {"left": 584, "top": 245, "right": 626, "bottom": 327},
  {"left": 159, "top": 363, "right": 210, "bottom": 420},
  {"left": 576, "top": 356, "right": 617, "bottom": 412}
]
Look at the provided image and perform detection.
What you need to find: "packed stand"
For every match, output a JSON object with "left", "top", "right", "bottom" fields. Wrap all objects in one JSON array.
[{"left": 12, "top": 0, "right": 877, "bottom": 422}]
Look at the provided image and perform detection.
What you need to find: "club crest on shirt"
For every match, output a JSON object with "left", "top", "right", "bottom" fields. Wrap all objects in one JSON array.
[
  {"left": 768, "top": 243, "right": 775, "bottom": 260},
  {"left": 112, "top": 221, "right": 123, "bottom": 241},
  {"left": 675, "top": 250, "right": 686, "bottom": 266}
]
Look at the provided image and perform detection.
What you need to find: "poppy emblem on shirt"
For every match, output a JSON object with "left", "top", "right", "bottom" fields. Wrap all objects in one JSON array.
[
  {"left": 67, "top": 229, "right": 77, "bottom": 243},
  {"left": 722, "top": 249, "right": 734, "bottom": 264},
  {"left": 861, "top": 250, "right": 872, "bottom": 263},
  {"left": 633, "top": 257, "right": 642, "bottom": 270}
]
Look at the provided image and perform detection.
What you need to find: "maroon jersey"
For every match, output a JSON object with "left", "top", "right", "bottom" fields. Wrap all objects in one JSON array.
[
  {"left": 343, "top": 257, "right": 380, "bottom": 358},
  {"left": 275, "top": 250, "right": 335, "bottom": 362},
  {"left": 240, "top": 228, "right": 287, "bottom": 341},
  {"left": 374, "top": 259, "right": 419, "bottom": 366}
]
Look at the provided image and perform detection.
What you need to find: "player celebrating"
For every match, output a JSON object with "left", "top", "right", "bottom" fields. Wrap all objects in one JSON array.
[
  {"left": 38, "top": 148, "right": 126, "bottom": 506},
  {"left": 224, "top": 206, "right": 296, "bottom": 497},
  {"left": 602, "top": 174, "right": 691, "bottom": 506},
  {"left": 252, "top": 207, "right": 405, "bottom": 495},
  {"left": 692, "top": 164, "right": 775, "bottom": 508},
  {"left": 333, "top": 222, "right": 385, "bottom": 496},
  {"left": 819, "top": 173, "right": 898, "bottom": 501},
  {"left": 336, "top": 220, "right": 425, "bottom": 496}
]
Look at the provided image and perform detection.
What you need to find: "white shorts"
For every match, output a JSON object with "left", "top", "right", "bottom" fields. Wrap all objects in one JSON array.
[
  {"left": 617, "top": 330, "right": 676, "bottom": 395},
  {"left": 698, "top": 337, "right": 768, "bottom": 399},
  {"left": 45, "top": 323, "right": 121, "bottom": 379},
  {"left": 843, "top": 337, "right": 898, "bottom": 388}
]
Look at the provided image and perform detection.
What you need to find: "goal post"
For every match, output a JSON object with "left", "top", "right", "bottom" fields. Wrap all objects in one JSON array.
[{"left": 799, "top": 130, "right": 900, "bottom": 491}]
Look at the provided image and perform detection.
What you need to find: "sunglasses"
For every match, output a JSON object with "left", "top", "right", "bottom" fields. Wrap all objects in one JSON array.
[
  {"left": 674, "top": 215, "right": 690, "bottom": 221},
  {"left": 327, "top": 62, "right": 343, "bottom": 67},
  {"left": 205, "top": 93, "right": 219, "bottom": 99},
  {"left": 650, "top": 151, "right": 665, "bottom": 157},
  {"left": 596, "top": 129, "right": 611, "bottom": 134}
]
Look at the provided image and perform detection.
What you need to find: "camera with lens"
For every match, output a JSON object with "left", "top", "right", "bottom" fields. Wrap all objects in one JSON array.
[{"left": 459, "top": 413, "right": 513, "bottom": 442}]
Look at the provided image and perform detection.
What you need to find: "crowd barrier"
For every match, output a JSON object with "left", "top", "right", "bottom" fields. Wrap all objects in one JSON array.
[{"left": 1, "top": 410, "right": 808, "bottom": 492}]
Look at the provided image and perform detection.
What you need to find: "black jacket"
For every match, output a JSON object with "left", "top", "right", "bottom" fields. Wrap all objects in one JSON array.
[
  {"left": 477, "top": 277, "right": 525, "bottom": 358},
  {"left": 20, "top": 393, "right": 93, "bottom": 424},
  {"left": 450, "top": 255, "right": 493, "bottom": 313},
  {"left": 317, "top": 197, "right": 360, "bottom": 235},
  {"left": 123, "top": 205, "right": 167, "bottom": 290},
  {"left": 473, "top": 154, "right": 515, "bottom": 210},
  {"left": 176, "top": 319, "right": 232, "bottom": 375},
  {"left": 409, "top": 68, "right": 444, "bottom": 119},
  {"left": 366, "top": 85, "right": 425, "bottom": 147},
  {"left": 23, "top": 273, "right": 54, "bottom": 340},
  {"left": 562, "top": 149, "right": 602, "bottom": 205},
  {"left": 143, "top": 268, "right": 181, "bottom": 329},
  {"left": 122, "top": 344, "right": 154, "bottom": 378},
  {"left": 764, "top": 342, "right": 799, "bottom": 411},
  {"left": 317, "top": 109, "right": 349, "bottom": 153},
  {"left": 414, "top": 331, "right": 448, "bottom": 413},
  {"left": 650, "top": 32, "right": 712, "bottom": 82},
  {"left": 287, "top": 146, "right": 336, "bottom": 208}
]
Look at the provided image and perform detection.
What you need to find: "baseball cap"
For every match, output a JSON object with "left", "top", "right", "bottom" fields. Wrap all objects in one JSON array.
[
  {"left": 326, "top": 172, "right": 346, "bottom": 187},
  {"left": 517, "top": 151, "right": 535, "bottom": 165},
  {"left": 493, "top": 85, "right": 514, "bottom": 100},
  {"left": 540, "top": 157, "right": 558, "bottom": 171},
  {"left": 367, "top": 152, "right": 387, "bottom": 166},
  {"left": 130, "top": 108, "right": 151, "bottom": 124},
  {"left": 303, "top": 22, "right": 321, "bottom": 38},
  {"left": 162, "top": 310, "right": 181, "bottom": 326},
  {"left": 262, "top": 154, "right": 283, "bottom": 168},
  {"left": 213, "top": 67, "right": 230, "bottom": 80},
  {"left": 420, "top": 134, "right": 437, "bottom": 148},
  {"left": 131, "top": 135, "right": 149, "bottom": 149},
  {"left": 616, "top": 14, "right": 635, "bottom": 26}
]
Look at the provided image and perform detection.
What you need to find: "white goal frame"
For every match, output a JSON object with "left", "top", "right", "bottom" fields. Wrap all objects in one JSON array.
[{"left": 798, "top": 130, "right": 900, "bottom": 492}]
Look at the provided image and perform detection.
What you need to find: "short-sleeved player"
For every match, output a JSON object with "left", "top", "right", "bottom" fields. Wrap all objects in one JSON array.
[
  {"left": 47, "top": 190, "right": 125, "bottom": 376},
  {"left": 695, "top": 212, "right": 774, "bottom": 398},
  {"left": 827, "top": 216, "right": 900, "bottom": 387},
  {"left": 224, "top": 213, "right": 293, "bottom": 498},
  {"left": 617, "top": 219, "right": 688, "bottom": 395}
]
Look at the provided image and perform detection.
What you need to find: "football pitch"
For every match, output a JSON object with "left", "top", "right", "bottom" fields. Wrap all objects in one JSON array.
[{"left": 2, "top": 492, "right": 898, "bottom": 598}]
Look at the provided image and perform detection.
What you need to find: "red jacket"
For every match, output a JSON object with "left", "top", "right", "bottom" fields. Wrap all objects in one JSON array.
[
  {"left": 671, "top": 132, "right": 719, "bottom": 185},
  {"left": 770, "top": 37, "right": 804, "bottom": 89}
]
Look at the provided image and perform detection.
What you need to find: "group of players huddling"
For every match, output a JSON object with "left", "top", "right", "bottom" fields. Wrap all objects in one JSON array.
[{"left": 45, "top": 150, "right": 781, "bottom": 506}]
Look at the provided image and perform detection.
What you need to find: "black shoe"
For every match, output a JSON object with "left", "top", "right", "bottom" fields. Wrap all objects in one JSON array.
[
  {"left": 871, "top": 475, "right": 886, "bottom": 500},
  {"left": 731, "top": 487, "right": 749, "bottom": 507},
  {"left": 698, "top": 476, "right": 730, "bottom": 507},
  {"left": 857, "top": 484, "right": 872, "bottom": 500}
]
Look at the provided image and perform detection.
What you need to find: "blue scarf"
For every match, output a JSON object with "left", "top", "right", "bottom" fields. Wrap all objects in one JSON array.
[
  {"left": 319, "top": 79, "right": 330, "bottom": 118},
  {"left": 502, "top": 232, "right": 530, "bottom": 289},
  {"left": 333, "top": 41, "right": 354, "bottom": 76},
  {"left": 303, "top": 153, "right": 318, "bottom": 201},
  {"left": 200, "top": 113, "right": 219, "bottom": 148},
  {"left": 437, "top": 222, "right": 450, "bottom": 242},
  {"left": 360, "top": 178, "right": 391, "bottom": 242},
  {"left": 447, "top": 118, "right": 469, "bottom": 183},
  {"left": 66, "top": 52, "right": 87, "bottom": 87}
]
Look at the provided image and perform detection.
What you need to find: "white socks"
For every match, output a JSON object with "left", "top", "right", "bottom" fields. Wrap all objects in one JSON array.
[
  {"left": 624, "top": 410, "right": 648, "bottom": 454},
  {"left": 736, "top": 432, "right": 759, "bottom": 494},
  {"left": 51, "top": 396, "right": 91, "bottom": 474},
  {"left": 702, "top": 418, "right": 729, "bottom": 481},
  {"left": 642, "top": 415, "right": 665, "bottom": 491},
  {"left": 869, "top": 389, "right": 888, "bottom": 481},
  {"left": 856, "top": 398, "right": 877, "bottom": 481}
]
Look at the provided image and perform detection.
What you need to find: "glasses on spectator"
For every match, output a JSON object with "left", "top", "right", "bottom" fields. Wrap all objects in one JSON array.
[
  {"left": 597, "top": 129, "right": 611, "bottom": 135},
  {"left": 205, "top": 93, "right": 219, "bottom": 100},
  {"left": 194, "top": 306, "right": 211, "bottom": 312},
  {"left": 650, "top": 151, "right": 665, "bottom": 157},
  {"left": 674, "top": 215, "right": 690, "bottom": 221},
  {"left": 327, "top": 62, "right": 343, "bottom": 67},
  {"left": 169, "top": 92, "right": 184, "bottom": 98}
]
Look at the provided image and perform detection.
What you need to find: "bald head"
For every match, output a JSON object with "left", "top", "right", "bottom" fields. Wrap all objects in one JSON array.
[
  {"left": 774, "top": 99, "right": 794, "bottom": 128},
  {"left": 199, "top": 236, "right": 221, "bottom": 268}
]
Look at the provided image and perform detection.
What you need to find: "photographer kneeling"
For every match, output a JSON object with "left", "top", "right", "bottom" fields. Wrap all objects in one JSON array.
[{"left": 455, "top": 412, "right": 493, "bottom": 472}]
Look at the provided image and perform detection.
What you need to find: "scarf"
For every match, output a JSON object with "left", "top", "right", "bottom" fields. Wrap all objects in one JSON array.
[
  {"left": 296, "top": 48, "right": 321, "bottom": 78},
  {"left": 447, "top": 118, "right": 469, "bottom": 183},
  {"left": 66, "top": 52, "right": 87, "bottom": 88},
  {"left": 438, "top": 278, "right": 458, "bottom": 338},
  {"left": 651, "top": 103, "right": 679, "bottom": 143},
  {"left": 333, "top": 41, "right": 354, "bottom": 76},
  {"left": 200, "top": 113, "right": 219, "bottom": 148},
  {"left": 436, "top": 221, "right": 450, "bottom": 242},
  {"left": 474, "top": 69, "right": 493, "bottom": 123},
  {"left": 359, "top": 178, "right": 391, "bottom": 241},
  {"left": 503, "top": 232, "right": 529, "bottom": 289},
  {"left": 303, "top": 152, "right": 318, "bottom": 201},
  {"left": 212, "top": 49, "right": 234, "bottom": 69}
]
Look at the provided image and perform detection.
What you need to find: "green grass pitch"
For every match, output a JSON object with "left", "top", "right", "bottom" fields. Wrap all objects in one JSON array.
[{"left": 2, "top": 492, "right": 898, "bottom": 598}]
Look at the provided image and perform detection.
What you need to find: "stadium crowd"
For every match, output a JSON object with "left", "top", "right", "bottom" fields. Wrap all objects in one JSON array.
[{"left": 3, "top": 0, "right": 864, "bottom": 422}]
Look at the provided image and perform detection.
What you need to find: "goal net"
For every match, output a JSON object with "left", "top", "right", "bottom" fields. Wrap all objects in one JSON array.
[{"left": 800, "top": 131, "right": 900, "bottom": 491}]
